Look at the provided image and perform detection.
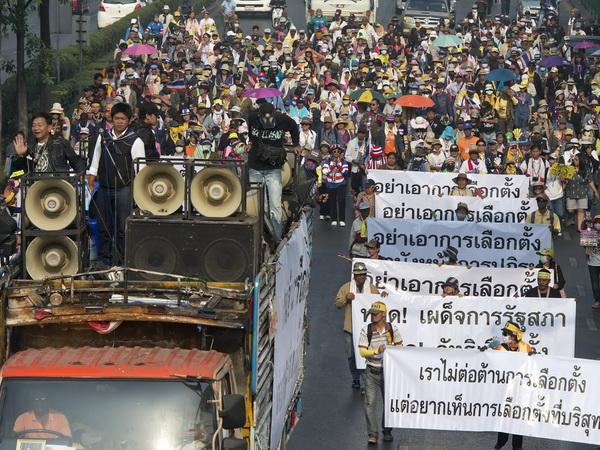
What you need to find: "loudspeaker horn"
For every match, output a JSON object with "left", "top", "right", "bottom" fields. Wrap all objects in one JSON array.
[
  {"left": 133, "top": 164, "right": 185, "bottom": 216},
  {"left": 190, "top": 167, "right": 242, "bottom": 217},
  {"left": 26, "top": 235, "right": 79, "bottom": 279},
  {"left": 24, "top": 179, "right": 77, "bottom": 231},
  {"left": 282, "top": 161, "right": 292, "bottom": 188},
  {"left": 246, "top": 189, "right": 260, "bottom": 218}
]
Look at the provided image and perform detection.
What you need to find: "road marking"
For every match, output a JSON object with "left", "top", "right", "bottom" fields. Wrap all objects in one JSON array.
[
  {"left": 562, "top": 231, "right": 570, "bottom": 241},
  {"left": 577, "top": 285, "right": 586, "bottom": 297},
  {"left": 587, "top": 318, "right": 597, "bottom": 332},
  {"left": 569, "top": 257, "right": 578, "bottom": 268}
]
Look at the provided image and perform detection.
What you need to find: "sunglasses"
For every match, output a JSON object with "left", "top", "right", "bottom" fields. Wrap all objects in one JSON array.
[{"left": 536, "top": 198, "right": 548, "bottom": 203}]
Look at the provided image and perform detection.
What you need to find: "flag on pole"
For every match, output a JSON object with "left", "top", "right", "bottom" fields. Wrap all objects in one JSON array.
[
  {"left": 244, "top": 56, "right": 257, "bottom": 87},
  {"left": 166, "top": 78, "right": 186, "bottom": 91}
]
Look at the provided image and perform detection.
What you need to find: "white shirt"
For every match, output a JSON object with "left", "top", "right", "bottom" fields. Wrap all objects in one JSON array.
[{"left": 87, "top": 128, "right": 146, "bottom": 177}]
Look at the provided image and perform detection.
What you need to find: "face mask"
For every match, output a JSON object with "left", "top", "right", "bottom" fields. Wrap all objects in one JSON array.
[
  {"left": 443, "top": 256, "right": 450, "bottom": 264},
  {"left": 381, "top": 49, "right": 388, "bottom": 54},
  {"left": 447, "top": 164, "right": 455, "bottom": 171},
  {"left": 456, "top": 213, "right": 467, "bottom": 220},
  {"left": 410, "top": 90, "right": 418, "bottom": 95},
  {"left": 175, "top": 146, "right": 184, "bottom": 153},
  {"left": 567, "top": 107, "right": 573, "bottom": 112},
  {"left": 503, "top": 335, "right": 511, "bottom": 344},
  {"left": 259, "top": 112, "right": 275, "bottom": 128},
  {"left": 595, "top": 223, "right": 600, "bottom": 231},
  {"left": 343, "top": 100, "right": 350, "bottom": 105},
  {"left": 539, "top": 255, "right": 548, "bottom": 264}
]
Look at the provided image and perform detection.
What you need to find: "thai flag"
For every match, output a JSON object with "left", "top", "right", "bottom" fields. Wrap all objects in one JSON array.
[
  {"left": 244, "top": 56, "right": 257, "bottom": 87},
  {"left": 161, "top": 25, "right": 171, "bottom": 47},
  {"left": 167, "top": 78, "right": 186, "bottom": 91}
]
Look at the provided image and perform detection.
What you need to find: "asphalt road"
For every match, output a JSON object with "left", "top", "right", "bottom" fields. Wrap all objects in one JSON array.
[{"left": 235, "top": 2, "right": 600, "bottom": 450}]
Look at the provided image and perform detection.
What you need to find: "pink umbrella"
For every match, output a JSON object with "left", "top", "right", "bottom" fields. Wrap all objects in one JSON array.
[
  {"left": 574, "top": 41, "right": 596, "bottom": 50},
  {"left": 123, "top": 44, "right": 160, "bottom": 56},
  {"left": 242, "top": 88, "right": 283, "bottom": 98}
]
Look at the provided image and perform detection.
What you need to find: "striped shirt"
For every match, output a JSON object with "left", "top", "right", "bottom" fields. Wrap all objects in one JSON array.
[{"left": 358, "top": 323, "right": 403, "bottom": 368}]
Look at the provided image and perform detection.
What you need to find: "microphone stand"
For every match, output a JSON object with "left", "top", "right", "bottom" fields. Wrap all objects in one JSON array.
[{"left": 101, "top": 127, "right": 127, "bottom": 265}]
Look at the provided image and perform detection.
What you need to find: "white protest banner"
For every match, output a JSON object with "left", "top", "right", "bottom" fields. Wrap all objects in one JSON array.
[
  {"left": 384, "top": 347, "right": 599, "bottom": 445},
  {"left": 376, "top": 194, "right": 537, "bottom": 223},
  {"left": 368, "top": 218, "right": 552, "bottom": 267},
  {"left": 369, "top": 170, "right": 530, "bottom": 199},
  {"left": 358, "top": 259, "right": 552, "bottom": 297},
  {"left": 271, "top": 215, "right": 310, "bottom": 450},
  {"left": 351, "top": 293, "right": 575, "bottom": 369}
]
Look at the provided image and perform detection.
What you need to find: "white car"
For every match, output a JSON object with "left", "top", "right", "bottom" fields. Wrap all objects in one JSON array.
[{"left": 98, "top": 0, "right": 146, "bottom": 29}]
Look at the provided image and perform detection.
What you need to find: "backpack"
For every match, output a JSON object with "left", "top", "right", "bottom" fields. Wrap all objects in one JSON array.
[
  {"left": 529, "top": 210, "right": 554, "bottom": 225},
  {"left": 367, "top": 322, "right": 392, "bottom": 347}
]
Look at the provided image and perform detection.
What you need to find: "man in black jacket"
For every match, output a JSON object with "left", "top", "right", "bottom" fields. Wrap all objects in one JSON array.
[
  {"left": 247, "top": 102, "right": 300, "bottom": 240},
  {"left": 135, "top": 102, "right": 160, "bottom": 159},
  {"left": 12, "top": 112, "right": 86, "bottom": 175},
  {"left": 87, "top": 103, "right": 146, "bottom": 266}
]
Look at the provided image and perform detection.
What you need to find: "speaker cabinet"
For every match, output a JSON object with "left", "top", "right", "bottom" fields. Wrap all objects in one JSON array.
[
  {"left": 20, "top": 172, "right": 88, "bottom": 279},
  {"left": 125, "top": 215, "right": 262, "bottom": 282}
]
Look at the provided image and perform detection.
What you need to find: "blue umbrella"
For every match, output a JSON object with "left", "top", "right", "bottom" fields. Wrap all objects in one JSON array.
[
  {"left": 484, "top": 69, "right": 518, "bottom": 82},
  {"left": 538, "top": 56, "right": 570, "bottom": 67}
]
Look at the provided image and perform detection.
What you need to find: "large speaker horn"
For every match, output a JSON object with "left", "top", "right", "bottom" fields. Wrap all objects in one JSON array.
[
  {"left": 246, "top": 190, "right": 260, "bottom": 218},
  {"left": 190, "top": 167, "right": 242, "bottom": 217},
  {"left": 282, "top": 161, "right": 292, "bottom": 188},
  {"left": 134, "top": 164, "right": 185, "bottom": 215},
  {"left": 24, "top": 179, "right": 77, "bottom": 231},
  {"left": 26, "top": 236, "right": 79, "bottom": 279}
]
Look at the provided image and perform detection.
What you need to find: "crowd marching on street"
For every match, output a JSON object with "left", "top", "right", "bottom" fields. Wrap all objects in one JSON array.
[{"left": 4, "top": 0, "right": 600, "bottom": 447}]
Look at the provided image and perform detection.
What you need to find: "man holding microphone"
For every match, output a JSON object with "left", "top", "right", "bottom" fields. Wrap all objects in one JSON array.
[{"left": 358, "top": 301, "right": 403, "bottom": 445}]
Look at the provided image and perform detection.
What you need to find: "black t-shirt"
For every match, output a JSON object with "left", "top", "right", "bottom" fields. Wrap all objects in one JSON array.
[
  {"left": 524, "top": 286, "right": 562, "bottom": 298},
  {"left": 247, "top": 112, "right": 300, "bottom": 170}
]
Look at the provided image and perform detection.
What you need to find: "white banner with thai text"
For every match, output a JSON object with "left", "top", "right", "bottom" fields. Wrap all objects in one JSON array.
[
  {"left": 272, "top": 216, "right": 310, "bottom": 450},
  {"left": 384, "top": 347, "right": 599, "bottom": 445},
  {"left": 351, "top": 293, "right": 575, "bottom": 369},
  {"left": 358, "top": 259, "right": 553, "bottom": 297},
  {"left": 368, "top": 218, "right": 552, "bottom": 267},
  {"left": 376, "top": 193, "right": 537, "bottom": 223},
  {"left": 369, "top": 170, "right": 530, "bottom": 199}
]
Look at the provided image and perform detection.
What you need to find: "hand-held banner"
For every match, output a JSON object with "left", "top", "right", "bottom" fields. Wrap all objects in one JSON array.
[
  {"left": 376, "top": 194, "right": 538, "bottom": 223},
  {"left": 358, "top": 259, "right": 552, "bottom": 297},
  {"left": 351, "top": 293, "right": 575, "bottom": 370},
  {"left": 384, "top": 347, "right": 599, "bottom": 445},
  {"left": 272, "top": 216, "right": 311, "bottom": 450},
  {"left": 368, "top": 218, "right": 552, "bottom": 267},
  {"left": 369, "top": 170, "right": 530, "bottom": 199}
]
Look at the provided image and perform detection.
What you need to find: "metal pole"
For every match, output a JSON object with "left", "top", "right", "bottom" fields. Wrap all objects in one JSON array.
[
  {"left": 78, "top": 7, "right": 83, "bottom": 92},
  {"left": 55, "top": 0, "right": 60, "bottom": 83}
]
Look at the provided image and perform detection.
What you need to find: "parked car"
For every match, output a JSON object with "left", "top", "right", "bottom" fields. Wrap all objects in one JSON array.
[
  {"left": 98, "top": 0, "right": 145, "bottom": 28},
  {"left": 517, "top": 0, "right": 542, "bottom": 19},
  {"left": 398, "top": 0, "right": 455, "bottom": 31}
]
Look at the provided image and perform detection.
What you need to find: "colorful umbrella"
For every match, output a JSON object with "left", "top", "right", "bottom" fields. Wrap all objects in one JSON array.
[
  {"left": 484, "top": 69, "right": 518, "bottom": 82},
  {"left": 348, "top": 89, "right": 385, "bottom": 103},
  {"left": 592, "top": 49, "right": 600, "bottom": 57},
  {"left": 538, "top": 56, "right": 570, "bottom": 67},
  {"left": 122, "top": 44, "right": 160, "bottom": 56},
  {"left": 393, "top": 95, "right": 434, "bottom": 108},
  {"left": 432, "top": 34, "right": 462, "bottom": 48},
  {"left": 573, "top": 41, "right": 596, "bottom": 50},
  {"left": 242, "top": 88, "right": 283, "bottom": 98}
]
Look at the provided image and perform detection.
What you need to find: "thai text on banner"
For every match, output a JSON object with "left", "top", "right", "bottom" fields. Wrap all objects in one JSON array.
[
  {"left": 368, "top": 218, "right": 552, "bottom": 267},
  {"left": 376, "top": 194, "right": 537, "bottom": 223},
  {"left": 272, "top": 215, "right": 311, "bottom": 450},
  {"left": 351, "top": 293, "right": 575, "bottom": 369},
  {"left": 384, "top": 347, "right": 599, "bottom": 445},
  {"left": 369, "top": 170, "right": 530, "bottom": 199},
  {"left": 357, "top": 259, "right": 553, "bottom": 297}
]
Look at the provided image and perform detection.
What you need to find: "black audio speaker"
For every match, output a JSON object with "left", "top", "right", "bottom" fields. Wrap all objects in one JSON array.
[{"left": 125, "top": 215, "right": 262, "bottom": 282}]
